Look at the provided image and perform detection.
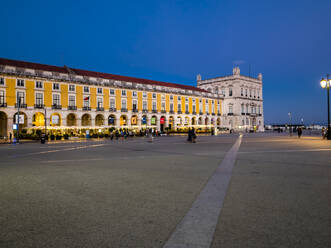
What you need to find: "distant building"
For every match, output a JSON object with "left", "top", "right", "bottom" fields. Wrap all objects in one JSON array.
[{"left": 197, "top": 66, "right": 264, "bottom": 131}]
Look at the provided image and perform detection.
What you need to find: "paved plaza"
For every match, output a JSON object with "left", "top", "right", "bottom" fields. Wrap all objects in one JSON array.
[{"left": 0, "top": 133, "right": 330, "bottom": 248}]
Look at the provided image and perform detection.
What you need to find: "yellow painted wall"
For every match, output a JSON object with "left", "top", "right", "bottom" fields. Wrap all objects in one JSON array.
[
  {"left": 90, "top": 87, "right": 96, "bottom": 109},
  {"left": 181, "top": 97, "right": 185, "bottom": 113},
  {"left": 6, "top": 78, "right": 15, "bottom": 106},
  {"left": 127, "top": 90, "right": 132, "bottom": 110},
  {"left": 76, "top": 85, "right": 83, "bottom": 108},
  {"left": 189, "top": 97, "right": 192, "bottom": 113},
  {"left": 147, "top": 92, "right": 152, "bottom": 110},
  {"left": 104, "top": 88, "right": 109, "bottom": 110},
  {"left": 166, "top": 94, "right": 170, "bottom": 112},
  {"left": 44, "top": 82, "right": 52, "bottom": 108},
  {"left": 26, "top": 80, "right": 34, "bottom": 107},
  {"left": 60, "top": 84, "right": 68, "bottom": 108},
  {"left": 174, "top": 95, "right": 178, "bottom": 112},
  {"left": 202, "top": 99, "right": 206, "bottom": 114},
  {"left": 138, "top": 91, "right": 142, "bottom": 110},
  {"left": 209, "top": 99, "right": 212, "bottom": 113},
  {"left": 157, "top": 93, "right": 161, "bottom": 111}
]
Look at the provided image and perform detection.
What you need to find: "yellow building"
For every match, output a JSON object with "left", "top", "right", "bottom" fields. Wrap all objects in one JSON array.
[{"left": 0, "top": 58, "right": 223, "bottom": 137}]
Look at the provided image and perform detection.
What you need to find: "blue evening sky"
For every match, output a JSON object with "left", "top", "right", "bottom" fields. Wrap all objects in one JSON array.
[{"left": 2, "top": 0, "right": 331, "bottom": 124}]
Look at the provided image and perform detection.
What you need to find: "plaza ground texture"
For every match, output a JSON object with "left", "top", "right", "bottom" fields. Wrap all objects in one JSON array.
[{"left": 0, "top": 133, "right": 330, "bottom": 248}]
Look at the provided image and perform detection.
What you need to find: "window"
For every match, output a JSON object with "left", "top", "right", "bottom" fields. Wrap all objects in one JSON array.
[
  {"left": 170, "top": 95, "right": 173, "bottom": 100},
  {"left": 162, "top": 94, "right": 165, "bottom": 100},
  {"left": 229, "top": 88, "right": 233, "bottom": 96},
  {"left": 205, "top": 99, "right": 208, "bottom": 104},
  {"left": 53, "top": 94, "right": 60, "bottom": 106},
  {"left": 253, "top": 89, "right": 256, "bottom": 98},
  {"left": 205, "top": 103, "right": 209, "bottom": 113},
  {"left": 212, "top": 103, "right": 215, "bottom": 113},
  {"left": 110, "top": 89, "right": 115, "bottom": 95},
  {"left": 199, "top": 102, "right": 202, "bottom": 112},
  {"left": 241, "top": 88, "right": 243, "bottom": 96},
  {"left": 0, "top": 78, "right": 4, "bottom": 85},
  {"left": 97, "top": 97, "right": 103, "bottom": 108},
  {"left": 132, "top": 100, "right": 137, "bottom": 110},
  {"left": 193, "top": 98, "right": 196, "bottom": 103},
  {"left": 185, "top": 98, "right": 188, "bottom": 103},
  {"left": 249, "top": 89, "right": 252, "bottom": 97},
  {"left": 245, "top": 89, "right": 248, "bottom": 97},
  {"left": 17, "top": 79, "right": 24, "bottom": 87},
  {"left": 143, "top": 101, "right": 147, "bottom": 110},
  {"left": 229, "top": 105, "right": 233, "bottom": 114},
  {"left": 97, "top": 88, "right": 102, "bottom": 94},
  {"left": 53, "top": 83, "right": 59, "bottom": 90},
  {"left": 258, "top": 106, "right": 261, "bottom": 114},
  {"left": 83, "top": 96, "right": 90, "bottom": 107},
  {"left": 152, "top": 93, "right": 156, "bottom": 99},
  {"left": 193, "top": 105, "right": 196, "bottom": 113},
  {"left": 35, "top": 93, "right": 43, "bottom": 105},
  {"left": 251, "top": 106, "right": 254, "bottom": 114},
  {"left": 178, "top": 96, "right": 181, "bottom": 101},
  {"left": 69, "top": 95, "right": 75, "bottom": 106},
  {"left": 110, "top": 98, "right": 115, "bottom": 109},
  {"left": 36, "top": 81, "right": 43, "bottom": 89},
  {"left": 17, "top": 91, "right": 25, "bottom": 104},
  {"left": 132, "top": 91, "right": 137, "bottom": 97},
  {"left": 170, "top": 103, "right": 174, "bottom": 111},
  {"left": 69, "top": 85, "right": 75, "bottom": 92},
  {"left": 241, "top": 104, "right": 245, "bottom": 113},
  {"left": 152, "top": 101, "right": 157, "bottom": 110},
  {"left": 178, "top": 103, "right": 181, "bottom": 112},
  {"left": 0, "top": 90, "right": 4, "bottom": 104},
  {"left": 185, "top": 104, "right": 189, "bottom": 112},
  {"left": 143, "top": 92, "right": 147, "bottom": 98},
  {"left": 161, "top": 102, "right": 165, "bottom": 111},
  {"left": 84, "top": 86, "right": 89, "bottom": 93},
  {"left": 221, "top": 89, "right": 225, "bottom": 95},
  {"left": 121, "top": 90, "right": 126, "bottom": 96},
  {"left": 121, "top": 99, "right": 127, "bottom": 109},
  {"left": 246, "top": 105, "right": 249, "bottom": 113}
]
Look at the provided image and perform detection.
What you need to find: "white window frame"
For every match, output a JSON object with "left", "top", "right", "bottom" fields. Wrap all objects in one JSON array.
[
  {"left": 68, "top": 95, "right": 76, "bottom": 107},
  {"left": 69, "top": 84, "right": 75, "bottom": 92},
  {"left": 52, "top": 93, "right": 61, "bottom": 106},
  {"left": 35, "top": 92, "right": 44, "bottom": 105}
]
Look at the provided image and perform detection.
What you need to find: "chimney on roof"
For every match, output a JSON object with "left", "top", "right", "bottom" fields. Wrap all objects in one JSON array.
[{"left": 233, "top": 66, "right": 240, "bottom": 76}]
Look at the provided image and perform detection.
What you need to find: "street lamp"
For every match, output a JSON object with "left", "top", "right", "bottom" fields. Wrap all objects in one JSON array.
[{"left": 320, "top": 74, "right": 331, "bottom": 140}]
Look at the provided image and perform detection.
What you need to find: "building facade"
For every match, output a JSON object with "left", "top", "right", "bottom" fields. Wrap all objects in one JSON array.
[
  {"left": 197, "top": 66, "right": 264, "bottom": 131},
  {"left": 0, "top": 58, "right": 223, "bottom": 138}
]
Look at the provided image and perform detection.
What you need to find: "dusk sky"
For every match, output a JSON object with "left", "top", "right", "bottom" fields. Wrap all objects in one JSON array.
[{"left": 2, "top": 0, "right": 331, "bottom": 124}]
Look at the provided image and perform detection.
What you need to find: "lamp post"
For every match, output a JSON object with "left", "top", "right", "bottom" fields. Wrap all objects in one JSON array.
[{"left": 320, "top": 75, "right": 331, "bottom": 140}]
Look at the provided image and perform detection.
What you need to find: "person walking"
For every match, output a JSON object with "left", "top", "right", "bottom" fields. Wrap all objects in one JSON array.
[
  {"left": 192, "top": 127, "right": 196, "bottom": 143},
  {"left": 187, "top": 128, "right": 192, "bottom": 142},
  {"left": 297, "top": 127, "right": 302, "bottom": 138},
  {"left": 9, "top": 132, "right": 12, "bottom": 143}
]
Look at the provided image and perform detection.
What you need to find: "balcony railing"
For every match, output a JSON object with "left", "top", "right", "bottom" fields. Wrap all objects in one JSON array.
[
  {"left": 152, "top": 109, "right": 158, "bottom": 113},
  {"left": 217, "top": 113, "right": 221, "bottom": 116},
  {"left": 206, "top": 112, "right": 210, "bottom": 116},
  {"left": 109, "top": 107, "right": 116, "bottom": 112},
  {"left": 132, "top": 109, "right": 138, "bottom": 113},
  {"left": 142, "top": 109, "right": 148, "bottom": 113},
  {"left": 121, "top": 108, "right": 128, "bottom": 112},
  {"left": 177, "top": 111, "right": 182, "bottom": 114},
  {"left": 34, "top": 104, "right": 45, "bottom": 109},
  {"left": 68, "top": 105, "right": 77, "bottom": 110},
  {"left": 96, "top": 107, "right": 104, "bottom": 111},
  {"left": 192, "top": 111, "right": 196, "bottom": 115},
  {"left": 0, "top": 103, "right": 7, "bottom": 107},
  {"left": 52, "top": 104, "right": 62, "bottom": 110},
  {"left": 83, "top": 106, "right": 91, "bottom": 111},
  {"left": 241, "top": 113, "right": 246, "bottom": 115},
  {"left": 161, "top": 110, "right": 166, "bottom": 114},
  {"left": 246, "top": 113, "right": 250, "bottom": 116},
  {"left": 185, "top": 111, "right": 190, "bottom": 114},
  {"left": 228, "top": 113, "right": 233, "bottom": 116},
  {"left": 258, "top": 114, "right": 262, "bottom": 116},
  {"left": 199, "top": 112, "right": 203, "bottom": 115},
  {"left": 212, "top": 113, "right": 215, "bottom": 116},
  {"left": 15, "top": 103, "right": 27, "bottom": 108}
]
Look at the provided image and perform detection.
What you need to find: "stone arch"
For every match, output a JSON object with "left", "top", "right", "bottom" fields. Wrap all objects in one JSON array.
[
  {"left": 108, "top": 114, "right": 116, "bottom": 126},
  {"left": 120, "top": 115, "right": 127, "bottom": 126},
  {"left": 191, "top": 117, "right": 196, "bottom": 125},
  {"left": 131, "top": 115, "right": 138, "bottom": 126},
  {"left": 217, "top": 118, "right": 221, "bottom": 126},
  {"left": 50, "top": 113, "right": 62, "bottom": 126},
  {"left": 95, "top": 114, "right": 105, "bottom": 126},
  {"left": 151, "top": 115, "right": 157, "bottom": 126},
  {"left": 82, "top": 113, "right": 92, "bottom": 126},
  {"left": 67, "top": 113, "right": 77, "bottom": 126},
  {"left": 205, "top": 117, "right": 209, "bottom": 125},
  {"left": 177, "top": 116, "right": 182, "bottom": 126},
  {"left": 13, "top": 112, "right": 28, "bottom": 129},
  {"left": 184, "top": 116, "right": 190, "bottom": 126},
  {"left": 0, "top": 111, "right": 8, "bottom": 137},
  {"left": 169, "top": 116, "right": 174, "bottom": 129},
  {"left": 32, "top": 112, "right": 45, "bottom": 127},
  {"left": 198, "top": 117, "right": 203, "bottom": 125},
  {"left": 141, "top": 115, "right": 147, "bottom": 125}
]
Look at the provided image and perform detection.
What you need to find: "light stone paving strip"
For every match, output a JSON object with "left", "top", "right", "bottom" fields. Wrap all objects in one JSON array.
[{"left": 163, "top": 134, "right": 243, "bottom": 248}]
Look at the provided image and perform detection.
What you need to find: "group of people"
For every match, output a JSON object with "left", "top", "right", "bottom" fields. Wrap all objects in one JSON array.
[{"left": 187, "top": 127, "right": 197, "bottom": 143}]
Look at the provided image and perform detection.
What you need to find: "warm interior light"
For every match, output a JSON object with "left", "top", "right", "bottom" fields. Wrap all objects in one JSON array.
[{"left": 320, "top": 79, "right": 327, "bottom": 88}]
